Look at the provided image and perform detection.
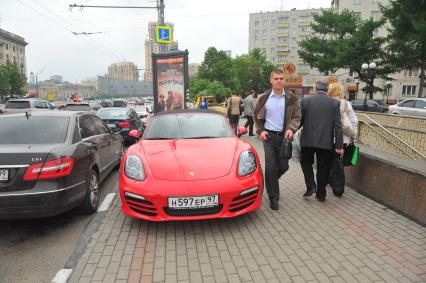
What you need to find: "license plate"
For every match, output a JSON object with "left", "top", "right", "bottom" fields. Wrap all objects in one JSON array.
[
  {"left": 0, "top": 169, "right": 8, "bottom": 181},
  {"left": 107, "top": 123, "right": 116, "bottom": 128},
  {"left": 168, "top": 195, "right": 218, "bottom": 209}
]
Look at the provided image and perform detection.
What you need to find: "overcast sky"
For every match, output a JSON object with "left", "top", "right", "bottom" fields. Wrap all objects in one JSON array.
[{"left": 0, "top": 0, "right": 330, "bottom": 82}]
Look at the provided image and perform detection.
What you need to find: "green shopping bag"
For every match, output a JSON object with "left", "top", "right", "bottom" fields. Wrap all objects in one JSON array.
[{"left": 351, "top": 145, "right": 359, "bottom": 166}]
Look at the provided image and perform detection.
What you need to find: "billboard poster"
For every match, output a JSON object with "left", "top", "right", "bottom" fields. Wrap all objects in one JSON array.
[{"left": 152, "top": 50, "right": 189, "bottom": 114}]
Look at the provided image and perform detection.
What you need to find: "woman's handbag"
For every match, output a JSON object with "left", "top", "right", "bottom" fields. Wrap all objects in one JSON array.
[
  {"left": 343, "top": 143, "right": 359, "bottom": 166},
  {"left": 342, "top": 100, "right": 356, "bottom": 137},
  {"left": 280, "top": 138, "right": 293, "bottom": 159}
]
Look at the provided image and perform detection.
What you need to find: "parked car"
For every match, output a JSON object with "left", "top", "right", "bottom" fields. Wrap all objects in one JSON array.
[
  {"left": 350, "top": 99, "right": 389, "bottom": 113},
  {"left": 119, "top": 109, "right": 262, "bottom": 221},
  {"left": 0, "top": 111, "right": 124, "bottom": 219},
  {"left": 96, "top": 107, "right": 144, "bottom": 143},
  {"left": 1, "top": 98, "right": 55, "bottom": 114},
  {"left": 131, "top": 105, "right": 154, "bottom": 124},
  {"left": 388, "top": 98, "right": 426, "bottom": 117},
  {"left": 101, "top": 100, "right": 113, "bottom": 108},
  {"left": 112, "top": 100, "right": 127, "bottom": 107},
  {"left": 63, "top": 103, "right": 91, "bottom": 112}
]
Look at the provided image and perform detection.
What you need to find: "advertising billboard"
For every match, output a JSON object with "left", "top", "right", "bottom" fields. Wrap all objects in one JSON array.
[{"left": 152, "top": 50, "right": 189, "bottom": 113}]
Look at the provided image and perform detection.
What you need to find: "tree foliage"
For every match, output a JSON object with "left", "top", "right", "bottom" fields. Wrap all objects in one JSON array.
[
  {"left": 298, "top": 9, "right": 394, "bottom": 97},
  {"left": 381, "top": 0, "right": 426, "bottom": 98},
  {"left": 0, "top": 63, "right": 26, "bottom": 102},
  {"left": 190, "top": 47, "right": 275, "bottom": 102}
]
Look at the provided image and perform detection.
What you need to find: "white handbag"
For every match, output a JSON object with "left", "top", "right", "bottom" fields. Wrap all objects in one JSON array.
[{"left": 342, "top": 100, "right": 356, "bottom": 137}]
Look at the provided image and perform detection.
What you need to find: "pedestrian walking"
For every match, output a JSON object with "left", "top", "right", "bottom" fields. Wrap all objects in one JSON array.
[
  {"left": 227, "top": 92, "right": 242, "bottom": 134},
  {"left": 300, "top": 79, "right": 344, "bottom": 202},
  {"left": 243, "top": 90, "right": 256, "bottom": 136},
  {"left": 327, "top": 82, "right": 358, "bottom": 197},
  {"left": 199, "top": 97, "right": 208, "bottom": 109},
  {"left": 253, "top": 69, "right": 301, "bottom": 210}
]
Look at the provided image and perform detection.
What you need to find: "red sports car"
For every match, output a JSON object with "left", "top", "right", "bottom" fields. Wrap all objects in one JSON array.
[{"left": 119, "top": 110, "right": 263, "bottom": 221}]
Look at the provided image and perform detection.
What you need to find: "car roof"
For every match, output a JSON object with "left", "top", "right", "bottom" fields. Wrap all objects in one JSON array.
[
  {"left": 65, "top": 102, "right": 90, "bottom": 105},
  {"left": 0, "top": 110, "right": 87, "bottom": 118},
  {"left": 7, "top": 98, "right": 47, "bottom": 102}
]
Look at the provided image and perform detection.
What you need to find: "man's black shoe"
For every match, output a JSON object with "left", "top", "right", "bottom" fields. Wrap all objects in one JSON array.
[
  {"left": 303, "top": 189, "right": 314, "bottom": 197},
  {"left": 316, "top": 194, "right": 325, "bottom": 202},
  {"left": 270, "top": 200, "right": 279, "bottom": 210},
  {"left": 249, "top": 134, "right": 255, "bottom": 136}
]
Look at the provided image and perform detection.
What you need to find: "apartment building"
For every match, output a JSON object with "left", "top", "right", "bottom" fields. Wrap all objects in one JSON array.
[
  {"left": 108, "top": 62, "right": 139, "bottom": 81},
  {"left": 0, "top": 28, "right": 27, "bottom": 75},
  {"left": 249, "top": 8, "right": 327, "bottom": 92}
]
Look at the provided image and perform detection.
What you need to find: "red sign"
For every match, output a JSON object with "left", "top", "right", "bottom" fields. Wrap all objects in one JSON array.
[{"left": 284, "top": 63, "right": 296, "bottom": 74}]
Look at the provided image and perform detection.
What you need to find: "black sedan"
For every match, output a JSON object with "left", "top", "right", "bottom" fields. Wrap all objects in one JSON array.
[
  {"left": 96, "top": 107, "right": 144, "bottom": 143},
  {"left": 351, "top": 99, "right": 388, "bottom": 113},
  {"left": 0, "top": 111, "right": 124, "bottom": 219}
]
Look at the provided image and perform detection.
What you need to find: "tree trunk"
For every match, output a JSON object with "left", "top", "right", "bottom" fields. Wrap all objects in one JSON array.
[{"left": 418, "top": 62, "right": 424, "bottom": 98}]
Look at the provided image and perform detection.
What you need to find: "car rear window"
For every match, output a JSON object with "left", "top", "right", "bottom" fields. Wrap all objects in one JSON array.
[
  {"left": 64, "top": 105, "right": 90, "bottom": 111},
  {"left": 96, "top": 108, "right": 127, "bottom": 119},
  {"left": 0, "top": 116, "right": 69, "bottom": 144},
  {"left": 5, "top": 101, "right": 31, "bottom": 109}
]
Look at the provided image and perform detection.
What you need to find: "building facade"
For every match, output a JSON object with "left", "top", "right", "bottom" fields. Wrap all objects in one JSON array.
[
  {"left": 27, "top": 82, "right": 96, "bottom": 101},
  {"left": 144, "top": 22, "right": 179, "bottom": 82},
  {"left": 0, "top": 28, "right": 27, "bottom": 75},
  {"left": 96, "top": 76, "right": 153, "bottom": 97},
  {"left": 249, "top": 8, "right": 327, "bottom": 91},
  {"left": 188, "top": 63, "right": 200, "bottom": 78},
  {"left": 108, "top": 62, "right": 139, "bottom": 81},
  {"left": 332, "top": 0, "right": 425, "bottom": 101}
]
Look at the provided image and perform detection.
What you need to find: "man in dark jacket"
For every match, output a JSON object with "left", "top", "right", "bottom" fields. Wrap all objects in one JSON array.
[
  {"left": 253, "top": 69, "right": 301, "bottom": 210},
  {"left": 300, "top": 79, "right": 344, "bottom": 202}
]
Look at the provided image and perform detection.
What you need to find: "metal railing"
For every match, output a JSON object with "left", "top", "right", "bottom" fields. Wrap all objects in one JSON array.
[{"left": 357, "top": 113, "right": 426, "bottom": 161}]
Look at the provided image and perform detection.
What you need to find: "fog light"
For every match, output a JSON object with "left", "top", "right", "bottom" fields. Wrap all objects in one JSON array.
[
  {"left": 240, "top": 186, "right": 258, "bottom": 196},
  {"left": 125, "top": 192, "right": 145, "bottom": 200}
]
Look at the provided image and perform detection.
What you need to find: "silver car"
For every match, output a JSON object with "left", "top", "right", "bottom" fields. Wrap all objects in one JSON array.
[{"left": 388, "top": 98, "right": 426, "bottom": 117}]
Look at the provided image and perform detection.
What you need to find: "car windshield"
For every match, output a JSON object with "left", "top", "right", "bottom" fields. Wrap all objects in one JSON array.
[
  {"left": 5, "top": 101, "right": 31, "bottom": 109},
  {"left": 97, "top": 108, "right": 127, "bottom": 119},
  {"left": 0, "top": 116, "right": 69, "bottom": 144},
  {"left": 64, "top": 104, "right": 90, "bottom": 111},
  {"left": 143, "top": 113, "right": 234, "bottom": 140}
]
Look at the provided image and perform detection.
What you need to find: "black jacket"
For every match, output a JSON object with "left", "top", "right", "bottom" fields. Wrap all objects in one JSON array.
[{"left": 300, "top": 92, "right": 343, "bottom": 150}]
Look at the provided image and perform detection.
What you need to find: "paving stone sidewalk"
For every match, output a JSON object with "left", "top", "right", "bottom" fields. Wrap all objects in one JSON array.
[{"left": 68, "top": 136, "right": 426, "bottom": 283}]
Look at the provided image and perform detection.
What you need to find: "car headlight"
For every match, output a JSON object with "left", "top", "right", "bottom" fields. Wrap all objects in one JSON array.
[
  {"left": 238, "top": 151, "right": 257, "bottom": 176},
  {"left": 124, "top": 155, "right": 145, "bottom": 181}
]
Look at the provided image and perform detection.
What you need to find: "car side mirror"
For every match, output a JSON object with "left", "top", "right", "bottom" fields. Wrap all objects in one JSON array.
[
  {"left": 129, "top": 129, "right": 140, "bottom": 139},
  {"left": 237, "top": 127, "right": 248, "bottom": 137}
]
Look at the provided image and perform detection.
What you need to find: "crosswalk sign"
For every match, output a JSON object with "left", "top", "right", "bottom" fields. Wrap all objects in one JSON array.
[{"left": 155, "top": 25, "right": 172, "bottom": 44}]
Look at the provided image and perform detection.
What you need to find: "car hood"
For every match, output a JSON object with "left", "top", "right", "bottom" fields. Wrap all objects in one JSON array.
[{"left": 141, "top": 138, "right": 237, "bottom": 181}]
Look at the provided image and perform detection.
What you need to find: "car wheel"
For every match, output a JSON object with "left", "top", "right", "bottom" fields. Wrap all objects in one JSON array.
[
  {"left": 78, "top": 169, "right": 99, "bottom": 214},
  {"left": 114, "top": 144, "right": 125, "bottom": 171}
]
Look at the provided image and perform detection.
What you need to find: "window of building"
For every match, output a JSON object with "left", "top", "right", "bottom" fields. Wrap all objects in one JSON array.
[
  {"left": 271, "top": 38, "right": 276, "bottom": 43},
  {"left": 278, "top": 16, "right": 289, "bottom": 23},
  {"left": 272, "top": 20, "right": 276, "bottom": 25},
  {"left": 262, "top": 48, "right": 267, "bottom": 54},
  {"left": 278, "top": 36, "right": 289, "bottom": 42},
  {"left": 255, "top": 29, "right": 259, "bottom": 34},
  {"left": 354, "top": 12, "right": 362, "bottom": 19},
  {"left": 371, "top": 11, "right": 380, "bottom": 20},
  {"left": 262, "top": 38, "right": 267, "bottom": 44},
  {"left": 354, "top": 0, "right": 361, "bottom": 4},
  {"left": 372, "top": 0, "right": 380, "bottom": 3},
  {"left": 5, "top": 44, "right": 8, "bottom": 50},
  {"left": 278, "top": 27, "right": 289, "bottom": 33},
  {"left": 263, "top": 20, "right": 268, "bottom": 26},
  {"left": 292, "top": 18, "right": 297, "bottom": 23},
  {"left": 300, "top": 27, "right": 310, "bottom": 32},
  {"left": 254, "top": 21, "right": 259, "bottom": 27},
  {"left": 6, "top": 54, "right": 9, "bottom": 62},
  {"left": 263, "top": 30, "right": 267, "bottom": 36},
  {"left": 271, "top": 47, "right": 275, "bottom": 52},
  {"left": 402, "top": 85, "right": 417, "bottom": 95}
]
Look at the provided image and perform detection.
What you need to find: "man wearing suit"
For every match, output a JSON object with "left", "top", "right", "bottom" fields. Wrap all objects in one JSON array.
[
  {"left": 253, "top": 69, "right": 301, "bottom": 210},
  {"left": 300, "top": 79, "right": 344, "bottom": 202},
  {"left": 243, "top": 90, "right": 256, "bottom": 136}
]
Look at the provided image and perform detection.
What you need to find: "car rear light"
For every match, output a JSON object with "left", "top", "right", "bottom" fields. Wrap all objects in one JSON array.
[
  {"left": 142, "top": 114, "right": 148, "bottom": 118},
  {"left": 23, "top": 157, "right": 74, "bottom": 181},
  {"left": 118, "top": 121, "right": 131, "bottom": 128}
]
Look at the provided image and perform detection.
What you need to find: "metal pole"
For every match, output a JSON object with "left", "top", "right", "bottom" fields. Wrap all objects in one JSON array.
[{"left": 158, "top": 0, "right": 166, "bottom": 53}]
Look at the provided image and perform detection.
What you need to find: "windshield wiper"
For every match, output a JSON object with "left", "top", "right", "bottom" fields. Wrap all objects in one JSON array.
[
  {"left": 143, "top": 137, "right": 174, "bottom": 140},
  {"left": 183, "top": 136, "right": 219, "bottom": 139}
]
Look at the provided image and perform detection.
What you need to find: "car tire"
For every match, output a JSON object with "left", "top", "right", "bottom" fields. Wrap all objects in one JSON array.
[{"left": 78, "top": 169, "right": 99, "bottom": 214}]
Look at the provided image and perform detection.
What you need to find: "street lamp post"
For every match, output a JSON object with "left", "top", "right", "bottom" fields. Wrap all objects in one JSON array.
[
  {"left": 386, "top": 80, "right": 392, "bottom": 104},
  {"left": 355, "top": 79, "right": 360, "bottom": 100},
  {"left": 361, "top": 62, "right": 376, "bottom": 111}
]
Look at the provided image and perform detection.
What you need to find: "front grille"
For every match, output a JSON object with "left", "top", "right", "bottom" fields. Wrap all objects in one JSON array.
[
  {"left": 229, "top": 189, "right": 259, "bottom": 213},
  {"left": 164, "top": 205, "right": 223, "bottom": 216},
  {"left": 125, "top": 195, "right": 158, "bottom": 216}
]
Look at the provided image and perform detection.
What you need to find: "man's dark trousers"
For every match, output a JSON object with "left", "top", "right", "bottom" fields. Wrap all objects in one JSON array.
[
  {"left": 229, "top": 115, "right": 240, "bottom": 134},
  {"left": 244, "top": 116, "right": 254, "bottom": 135},
  {"left": 300, "top": 146, "right": 332, "bottom": 198},
  {"left": 263, "top": 133, "right": 289, "bottom": 202}
]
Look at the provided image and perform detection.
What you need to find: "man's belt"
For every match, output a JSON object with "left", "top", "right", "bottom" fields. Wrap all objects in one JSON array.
[{"left": 266, "top": 129, "right": 284, "bottom": 136}]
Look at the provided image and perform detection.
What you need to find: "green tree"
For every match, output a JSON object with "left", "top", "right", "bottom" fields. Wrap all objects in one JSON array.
[
  {"left": 203, "top": 81, "right": 231, "bottom": 103},
  {"left": 198, "top": 47, "right": 236, "bottom": 89},
  {"left": 299, "top": 10, "right": 394, "bottom": 98},
  {"left": 189, "top": 77, "right": 210, "bottom": 102},
  {"left": 381, "top": 0, "right": 426, "bottom": 98},
  {"left": 0, "top": 65, "right": 10, "bottom": 103},
  {"left": 6, "top": 63, "right": 26, "bottom": 97}
]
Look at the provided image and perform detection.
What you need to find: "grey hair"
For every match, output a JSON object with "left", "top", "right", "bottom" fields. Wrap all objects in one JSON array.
[{"left": 315, "top": 79, "right": 329, "bottom": 92}]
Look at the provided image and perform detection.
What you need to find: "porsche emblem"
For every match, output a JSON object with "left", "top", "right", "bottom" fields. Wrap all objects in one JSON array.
[{"left": 188, "top": 171, "right": 195, "bottom": 177}]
